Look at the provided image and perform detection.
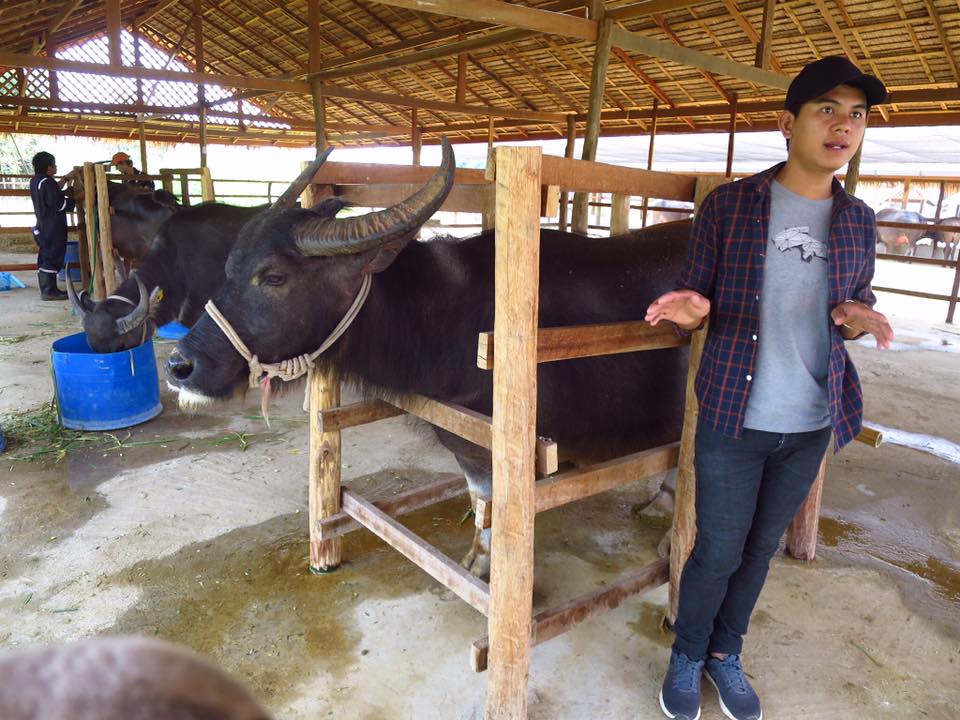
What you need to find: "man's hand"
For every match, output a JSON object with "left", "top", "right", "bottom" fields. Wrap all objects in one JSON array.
[
  {"left": 645, "top": 289, "right": 711, "bottom": 330},
  {"left": 831, "top": 301, "right": 894, "bottom": 349}
]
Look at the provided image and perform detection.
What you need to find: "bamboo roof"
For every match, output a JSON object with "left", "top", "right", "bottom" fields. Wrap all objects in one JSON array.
[{"left": 1, "top": 0, "right": 959, "bottom": 148}]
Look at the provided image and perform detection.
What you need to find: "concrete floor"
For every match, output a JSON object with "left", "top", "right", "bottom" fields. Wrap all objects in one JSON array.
[{"left": 0, "top": 253, "right": 958, "bottom": 719}]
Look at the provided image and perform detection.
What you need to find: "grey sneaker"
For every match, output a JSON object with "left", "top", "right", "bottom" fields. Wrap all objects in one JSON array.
[
  {"left": 659, "top": 650, "right": 704, "bottom": 719},
  {"left": 704, "top": 654, "right": 762, "bottom": 720}
]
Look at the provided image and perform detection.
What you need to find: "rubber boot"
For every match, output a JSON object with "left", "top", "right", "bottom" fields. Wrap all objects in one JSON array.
[{"left": 39, "top": 271, "right": 67, "bottom": 301}]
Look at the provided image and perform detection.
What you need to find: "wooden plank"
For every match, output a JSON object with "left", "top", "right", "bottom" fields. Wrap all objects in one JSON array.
[
  {"left": 309, "top": 367, "right": 343, "bottom": 572},
  {"left": 609, "top": 25, "right": 790, "bottom": 90},
  {"left": 485, "top": 146, "right": 542, "bottom": 720},
  {"left": 369, "top": 0, "right": 596, "bottom": 41},
  {"left": 93, "top": 163, "right": 118, "bottom": 295},
  {"left": 386, "top": 393, "right": 493, "bottom": 450},
  {"left": 785, "top": 453, "right": 827, "bottom": 561},
  {"left": 313, "top": 162, "right": 488, "bottom": 186},
  {"left": 316, "top": 475, "right": 467, "bottom": 541},
  {"left": 81, "top": 162, "right": 104, "bottom": 301},
  {"left": 668, "top": 322, "right": 707, "bottom": 623},
  {"left": 317, "top": 398, "right": 405, "bottom": 432},
  {"left": 610, "top": 192, "right": 630, "bottom": 234},
  {"left": 341, "top": 488, "right": 490, "bottom": 614},
  {"left": 754, "top": 0, "right": 777, "bottom": 70},
  {"left": 540, "top": 155, "right": 695, "bottom": 201},
  {"left": 200, "top": 166, "right": 214, "bottom": 202},
  {"left": 474, "top": 443, "right": 679, "bottom": 529},
  {"left": 476, "top": 320, "right": 689, "bottom": 370},
  {"left": 471, "top": 557, "right": 669, "bottom": 672}
]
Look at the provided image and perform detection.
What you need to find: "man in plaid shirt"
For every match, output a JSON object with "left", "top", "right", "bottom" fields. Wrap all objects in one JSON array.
[{"left": 646, "top": 56, "right": 895, "bottom": 720}]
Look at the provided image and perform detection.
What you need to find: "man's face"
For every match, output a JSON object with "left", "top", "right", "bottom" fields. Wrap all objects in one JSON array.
[
  {"left": 115, "top": 161, "right": 134, "bottom": 176},
  {"left": 46, "top": 163, "right": 57, "bottom": 177},
  {"left": 779, "top": 84, "right": 869, "bottom": 174}
]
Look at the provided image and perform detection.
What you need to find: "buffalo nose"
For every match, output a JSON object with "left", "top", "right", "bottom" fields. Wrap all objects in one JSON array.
[{"left": 167, "top": 351, "right": 194, "bottom": 381}]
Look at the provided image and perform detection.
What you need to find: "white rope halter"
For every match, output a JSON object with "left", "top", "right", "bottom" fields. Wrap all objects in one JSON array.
[{"left": 202, "top": 273, "right": 372, "bottom": 424}]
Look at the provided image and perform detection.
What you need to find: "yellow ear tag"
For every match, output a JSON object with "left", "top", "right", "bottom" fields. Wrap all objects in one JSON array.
[{"left": 154, "top": 287, "right": 164, "bottom": 303}]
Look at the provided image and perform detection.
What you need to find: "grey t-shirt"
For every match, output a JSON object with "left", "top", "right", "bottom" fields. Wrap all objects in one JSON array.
[{"left": 743, "top": 180, "right": 833, "bottom": 433}]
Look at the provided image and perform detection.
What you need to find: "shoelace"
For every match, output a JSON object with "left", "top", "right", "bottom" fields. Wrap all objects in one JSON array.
[
  {"left": 671, "top": 655, "right": 704, "bottom": 691},
  {"left": 713, "top": 655, "right": 750, "bottom": 694}
]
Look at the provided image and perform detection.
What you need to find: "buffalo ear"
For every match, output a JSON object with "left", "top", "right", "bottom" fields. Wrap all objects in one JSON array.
[{"left": 360, "top": 233, "right": 417, "bottom": 274}]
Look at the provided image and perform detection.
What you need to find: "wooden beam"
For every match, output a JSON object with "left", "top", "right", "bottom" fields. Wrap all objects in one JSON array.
[
  {"left": 720, "top": 0, "right": 782, "bottom": 73},
  {"left": 485, "top": 145, "right": 542, "bottom": 720},
  {"left": 93, "top": 164, "right": 118, "bottom": 295},
  {"left": 810, "top": 0, "right": 860, "bottom": 63},
  {"left": 641, "top": 97, "right": 660, "bottom": 226},
  {"left": 192, "top": 0, "right": 207, "bottom": 168},
  {"left": 317, "top": 398, "right": 405, "bottom": 432},
  {"left": 106, "top": 0, "right": 122, "bottom": 68},
  {"left": 456, "top": 39, "right": 467, "bottom": 104},
  {"left": 920, "top": 0, "right": 960, "bottom": 86},
  {"left": 609, "top": 25, "right": 790, "bottom": 90},
  {"left": 311, "top": 162, "right": 488, "bottom": 186},
  {"left": 368, "top": 0, "right": 596, "bottom": 41},
  {"left": 476, "top": 320, "right": 688, "bottom": 370},
  {"left": 309, "top": 367, "right": 342, "bottom": 572},
  {"left": 30, "top": 0, "right": 83, "bottom": 54},
  {"left": 472, "top": 558, "right": 669, "bottom": 672},
  {"left": 754, "top": 0, "right": 777, "bottom": 70},
  {"left": 540, "top": 155, "right": 695, "bottom": 201},
  {"left": 341, "top": 489, "right": 490, "bottom": 614},
  {"left": 316, "top": 476, "right": 467, "bottom": 541},
  {"left": 726, "top": 92, "right": 738, "bottom": 177}
]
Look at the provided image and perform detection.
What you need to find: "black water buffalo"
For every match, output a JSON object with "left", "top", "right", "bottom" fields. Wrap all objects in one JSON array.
[
  {"left": 106, "top": 182, "right": 180, "bottom": 273},
  {"left": 69, "top": 154, "right": 335, "bottom": 354},
  {"left": 166, "top": 140, "right": 689, "bottom": 578},
  {"left": 931, "top": 216, "right": 960, "bottom": 261}
]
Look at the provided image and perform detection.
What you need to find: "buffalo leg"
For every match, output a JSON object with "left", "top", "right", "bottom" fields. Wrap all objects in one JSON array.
[{"left": 455, "top": 454, "right": 493, "bottom": 581}]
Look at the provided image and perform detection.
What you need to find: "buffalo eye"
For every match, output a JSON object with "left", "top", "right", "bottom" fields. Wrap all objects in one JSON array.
[{"left": 260, "top": 273, "right": 286, "bottom": 287}]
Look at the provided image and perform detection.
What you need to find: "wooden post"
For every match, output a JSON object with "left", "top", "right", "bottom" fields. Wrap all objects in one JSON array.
[
  {"left": 901, "top": 178, "right": 911, "bottom": 210},
  {"left": 485, "top": 146, "right": 542, "bottom": 720},
  {"left": 412, "top": 108, "right": 421, "bottom": 167},
  {"left": 572, "top": 17, "right": 613, "bottom": 234},
  {"left": 725, "top": 92, "right": 738, "bottom": 178},
  {"left": 106, "top": 0, "right": 121, "bottom": 69},
  {"left": 179, "top": 172, "right": 191, "bottom": 206},
  {"left": 754, "top": 0, "right": 776, "bottom": 69},
  {"left": 309, "top": 366, "right": 343, "bottom": 572},
  {"left": 641, "top": 98, "right": 659, "bottom": 227},
  {"left": 934, "top": 181, "right": 946, "bottom": 221},
  {"left": 93, "top": 163, "right": 118, "bottom": 295},
  {"left": 946, "top": 256, "right": 960, "bottom": 324},
  {"left": 558, "top": 114, "right": 576, "bottom": 232},
  {"left": 668, "top": 323, "right": 707, "bottom": 623},
  {"left": 161, "top": 170, "right": 173, "bottom": 195},
  {"left": 487, "top": 116, "right": 495, "bottom": 149},
  {"left": 45, "top": 32, "right": 59, "bottom": 101},
  {"left": 193, "top": 0, "right": 207, "bottom": 168},
  {"left": 785, "top": 453, "right": 827, "bottom": 561},
  {"left": 200, "top": 166, "right": 214, "bottom": 202},
  {"left": 482, "top": 118, "right": 496, "bottom": 231},
  {"left": 81, "top": 162, "right": 104, "bottom": 300},
  {"left": 610, "top": 193, "right": 630, "bottom": 235},
  {"left": 307, "top": 0, "right": 326, "bottom": 151},
  {"left": 73, "top": 166, "right": 91, "bottom": 288},
  {"left": 138, "top": 123, "right": 148, "bottom": 174},
  {"left": 457, "top": 38, "right": 467, "bottom": 105},
  {"left": 844, "top": 141, "right": 862, "bottom": 195}
]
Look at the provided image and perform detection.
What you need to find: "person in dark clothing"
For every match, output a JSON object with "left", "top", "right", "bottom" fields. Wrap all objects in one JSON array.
[
  {"left": 111, "top": 152, "right": 155, "bottom": 190},
  {"left": 30, "top": 151, "right": 76, "bottom": 301}
]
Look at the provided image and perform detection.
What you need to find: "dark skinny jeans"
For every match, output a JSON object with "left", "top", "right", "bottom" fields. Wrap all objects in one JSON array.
[{"left": 672, "top": 419, "right": 832, "bottom": 660}]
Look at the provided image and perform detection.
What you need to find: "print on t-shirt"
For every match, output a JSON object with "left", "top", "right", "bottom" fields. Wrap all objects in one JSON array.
[{"left": 771, "top": 226, "right": 827, "bottom": 262}]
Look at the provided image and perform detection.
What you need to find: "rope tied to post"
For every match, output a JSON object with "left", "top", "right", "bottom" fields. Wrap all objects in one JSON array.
[{"left": 203, "top": 273, "right": 372, "bottom": 425}]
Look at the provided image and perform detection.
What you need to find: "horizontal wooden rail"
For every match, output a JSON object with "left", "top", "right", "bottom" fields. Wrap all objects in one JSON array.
[
  {"left": 381, "top": 392, "right": 559, "bottom": 475},
  {"left": 315, "top": 475, "right": 467, "bottom": 541},
  {"left": 477, "top": 321, "right": 688, "bottom": 370},
  {"left": 475, "top": 442, "right": 680, "bottom": 529},
  {"left": 317, "top": 398, "right": 405, "bottom": 432},
  {"left": 876, "top": 253, "right": 958, "bottom": 269},
  {"left": 535, "top": 155, "right": 696, "bottom": 201},
  {"left": 877, "top": 219, "right": 960, "bottom": 234},
  {"left": 341, "top": 488, "right": 490, "bottom": 615},
  {"left": 312, "top": 162, "right": 488, "bottom": 186},
  {"left": 470, "top": 557, "right": 669, "bottom": 672},
  {"left": 872, "top": 285, "right": 954, "bottom": 302}
]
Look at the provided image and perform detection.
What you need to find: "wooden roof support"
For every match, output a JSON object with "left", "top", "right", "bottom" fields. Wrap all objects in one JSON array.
[
  {"left": 810, "top": 0, "right": 860, "bottom": 64},
  {"left": 755, "top": 0, "right": 776, "bottom": 70},
  {"left": 29, "top": 0, "right": 83, "bottom": 54},
  {"left": 718, "top": 0, "right": 782, "bottom": 73},
  {"left": 652, "top": 14, "right": 733, "bottom": 103},
  {"left": 572, "top": 14, "right": 613, "bottom": 234},
  {"left": 106, "top": 0, "right": 122, "bottom": 68},
  {"left": 920, "top": 0, "right": 960, "bottom": 86}
]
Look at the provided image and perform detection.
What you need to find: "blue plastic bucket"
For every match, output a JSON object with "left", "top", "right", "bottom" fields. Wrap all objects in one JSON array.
[
  {"left": 58, "top": 240, "right": 81, "bottom": 283},
  {"left": 51, "top": 332, "right": 163, "bottom": 431}
]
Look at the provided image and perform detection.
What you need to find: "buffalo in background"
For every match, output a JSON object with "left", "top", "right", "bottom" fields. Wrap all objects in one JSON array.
[{"left": 874, "top": 208, "right": 957, "bottom": 259}]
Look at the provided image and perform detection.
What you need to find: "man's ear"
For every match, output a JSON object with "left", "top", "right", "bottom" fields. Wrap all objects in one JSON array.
[{"left": 777, "top": 110, "right": 795, "bottom": 140}]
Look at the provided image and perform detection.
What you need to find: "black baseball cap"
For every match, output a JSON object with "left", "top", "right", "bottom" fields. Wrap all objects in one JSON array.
[{"left": 784, "top": 56, "right": 887, "bottom": 115}]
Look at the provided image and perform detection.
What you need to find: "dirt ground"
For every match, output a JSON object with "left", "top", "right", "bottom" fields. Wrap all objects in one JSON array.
[{"left": 0, "top": 250, "right": 958, "bottom": 720}]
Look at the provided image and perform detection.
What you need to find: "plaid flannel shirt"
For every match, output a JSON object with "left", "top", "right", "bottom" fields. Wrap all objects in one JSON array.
[{"left": 679, "top": 162, "right": 878, "bottom": 451}]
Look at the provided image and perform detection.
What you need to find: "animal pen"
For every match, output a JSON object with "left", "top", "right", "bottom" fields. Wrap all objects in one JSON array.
[{"left": 295, "top": 147, "right": 881, "bottom": 719}]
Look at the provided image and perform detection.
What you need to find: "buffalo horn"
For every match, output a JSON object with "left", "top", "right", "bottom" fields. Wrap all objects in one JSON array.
[
  {"left": 293, "top": 136, "right": 454, "bottom": 257},
  {"left": 66, "top": 271, "right": 88, "bottom": 319},
  {"left": 271, "top": 145, "right": 335, "bottom": 210},
  {"left": 114, "top": 273, "right": 150, "bottom": 336}
]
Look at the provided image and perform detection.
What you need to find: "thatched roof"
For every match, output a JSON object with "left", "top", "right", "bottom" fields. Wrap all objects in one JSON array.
[{"left": 1, "top": 0, "right": 958, "bottom": 148}]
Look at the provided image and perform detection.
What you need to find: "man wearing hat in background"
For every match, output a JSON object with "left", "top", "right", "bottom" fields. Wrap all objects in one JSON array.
[
  {"left": 111, "top": 151, "right": 155, "bottom": 190},
  {"left": 646, "top": 56, "right": 895, "bottom": 720}
]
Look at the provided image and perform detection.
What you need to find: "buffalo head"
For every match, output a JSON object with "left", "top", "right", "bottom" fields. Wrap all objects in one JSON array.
[
  {"left": 68, "top": 272, "right": 154, "bottom": 354},
  {"left": 166, "top": 138, "right": 455, "bottom": 407}
]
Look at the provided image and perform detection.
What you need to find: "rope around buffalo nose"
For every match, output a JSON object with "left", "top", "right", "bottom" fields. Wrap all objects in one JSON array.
[{"left": 202, "top": 273, "right": 372, "bottom": 425}]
